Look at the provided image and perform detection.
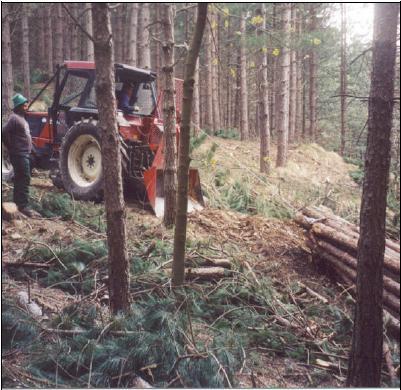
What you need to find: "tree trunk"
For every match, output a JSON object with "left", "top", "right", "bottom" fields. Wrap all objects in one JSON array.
[
  {"left": 161, "top": 4, "right": 177, "bottom": 228},
  {"left": 295, "top": 6, "right": 303, "bottom": 142},
  {"left": 113, "top": 8, "right": 123, "bottom": 63},
  {"left": 1, "top": 4, "right": 13, "bottom": 113},
  {"left": 86, "top": 3, "right": 94, "bottom": 61},
  {"left": 45, "top": 6, "right": 53, "bottom": 73},
  {"left": 276, "top": 4, "right": 291, "bottom": 167},
  {"left": 308, "top": 5, "right": 317, "bottom": 141},
  {"left": 54, "top": 4, "right": 64, "bottom": 66},
  {"left": 92, "top": 3, "right": 130, "bottom": 314},
  {"left": 256, "top": 6, "right": 270, "bottom": 174},
  {"left": 340, "top": 3, "right": 347, "bottom": 156},
  {"left": 172, "top": 3, "right": 208, "bottom": 286},
  {"left": 239, "top": 13, "right": 249, "bottom": 140},
  {"left": 289, "top": 5, "right": 297, "bottom": 144},
  {"left": 138, "top": 3, "right": 151, "bottom": 69},
  {"left": 71, "top": 4, "right": 79, "bottom": 60},
  {"left": 204, "top": 21, "right": 214, "bottom": 131},
  {"left": 211, "top": 9, "right": 221, "bottom": 131},
  {"left": 347, "top": 4, "right": 399, "bottom": 386},
  {"left": 193, "top": 58, "right": 201, "bottom": 134},
  {"left": 127, "top": 4, "right": 139, "bottom": 66},
  {"left": 21, "top": 4, "right": 31, "bottom": 100}
]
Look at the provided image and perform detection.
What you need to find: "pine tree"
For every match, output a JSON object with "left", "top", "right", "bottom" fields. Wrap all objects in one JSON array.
[
  {"left": 347, "top": 4, "right": 399, "bottom": 386},
  {"left": 92, "top": 3, "right": 130, "bottom": 314}
]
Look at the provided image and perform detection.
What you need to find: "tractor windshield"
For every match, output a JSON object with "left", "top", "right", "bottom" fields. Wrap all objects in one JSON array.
[{"left": 59, "top": 71, "right": 92, "bottom": 108}]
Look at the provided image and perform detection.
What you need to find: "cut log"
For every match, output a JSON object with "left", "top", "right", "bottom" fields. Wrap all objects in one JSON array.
[
  {"left": 316, "top": 240, "right": 400, "bottom": 296},
  {"left": 315, "top": 249, "right": 399, "bottom": 316},
  {"left": 164, "top": 266, "right": 231, "bottom": 280},
  {"left": 312, "top": 223, "right": 399, "bottom": 275},
  {"left": 302, "top": 206, "right": 400, "bottom": 253},
  {"left": 3, "top": 261, "right": 50, "bottom": 269},
  {"left": 2, "top": 202, "right": 18, "bottom": 221}
]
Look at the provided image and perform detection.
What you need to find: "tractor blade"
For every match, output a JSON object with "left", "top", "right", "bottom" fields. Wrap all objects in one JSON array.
[{"left": 143, "top": 168, "right": 204, "bottom": 218}]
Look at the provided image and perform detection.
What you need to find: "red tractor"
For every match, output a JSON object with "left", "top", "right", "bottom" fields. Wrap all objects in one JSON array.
[{"left": 2, "top": 61, "right": 204, "bottom": 216}]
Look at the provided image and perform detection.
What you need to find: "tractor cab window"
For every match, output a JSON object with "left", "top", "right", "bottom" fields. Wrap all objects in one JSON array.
[
  {"left": 115, "top": 80, "right": 156, "bottom": 116},
  {"left": 59, "top": 72, "right": 91, "bottom": 108}
]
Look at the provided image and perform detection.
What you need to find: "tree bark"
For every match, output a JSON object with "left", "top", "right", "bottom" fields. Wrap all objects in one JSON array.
[
  {"left": 211, "top": 9, "right": 221, "bottom": 132},
  {"left": 172, "top": 3, "right": 208, "bottom": 286},
  {"left": 86, "top": 3, "right": 94, "bottom": 61},
  {"left": 295, "top": 6, "right": 303, "bottom": 142},
  {"left": 193, "top": 58, "right": 201, "bottom": 134},
  {"left": 239, "top": 13, "right": 249, "bottom": 141},
  {"left": 276, "top": 4, "right": 291, "bottom": 167},
  {"left": 55, "top": 4, "right": 64, "bottom": 66},
  {"left": 340, "top": 3, "right": 347, "bottom": 156},
  {"left": 289, "top": 5, "right": 297, "bottom": 144},
  {"left": 308, "top": 5, "right": 317, "bottom": 141},
  {"left": 1, "top": 4, "right": 13, "bottom": 113},
  {"left": 138, "top": 3, "right": 151, "bottom": 69},
  {"left": 256, "top": 6, "right": 270, "bottom": 174},
  {"left": 71, "top": 4, "right": 79, "bottom": 60},
  {"left": 45, "top": 6, "right": 53, "bottom": 73},
  {"left": 205, "top": 20, "right": 214, "bottom": 131},
  {"left": 347, "top": 4, "right": 399, "bottom": 386},
  {"left": 92, "top": 3, "right": 130, "bottom": 314},
  {"left": 21, "top": 4, "right": 31, "bottom": 100},
  {"left": 127, "top": 4, "right": 138, "bottom": 66},
  {"left": 161, "top": 4, "right": 177, "bottom": 228}
]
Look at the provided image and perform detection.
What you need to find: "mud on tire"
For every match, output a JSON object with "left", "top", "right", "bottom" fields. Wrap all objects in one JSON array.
[{"left": 59, "top": 121, "right": 104, "bottom": 201}]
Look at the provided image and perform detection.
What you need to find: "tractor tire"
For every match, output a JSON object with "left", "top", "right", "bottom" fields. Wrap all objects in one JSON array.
[
  {"left": 2, "top": 143, "right": 14, "bottom": 182},
  {"left": 59, "top": 121, "right": 104, "bottom": 201}
]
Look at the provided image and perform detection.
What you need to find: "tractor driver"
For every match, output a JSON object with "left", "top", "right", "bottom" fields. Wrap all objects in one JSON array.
[{"left": 117, "top": 82, "right": 139, "bottom": 115}]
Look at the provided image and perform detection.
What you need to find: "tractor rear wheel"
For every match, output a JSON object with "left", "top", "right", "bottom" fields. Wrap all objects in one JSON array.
[
  {"left": 2, "top": 143, "right": 14, "bottom": 182},
  {"left": 59, "top": 121, "right": 104, "bottom": 201}
]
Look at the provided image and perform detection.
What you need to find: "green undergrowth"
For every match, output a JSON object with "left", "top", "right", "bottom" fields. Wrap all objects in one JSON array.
[
  {"left": 3, "top": 234, "right": 376, "bottom": 388},
  {"left": 30, "top": 189, "right": 107, "bottom": 232}
]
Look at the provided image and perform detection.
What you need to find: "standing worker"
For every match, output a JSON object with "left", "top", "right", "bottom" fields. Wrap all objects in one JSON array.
[{"left": 2, "top": 94, "right": 34, "bottom": 217}]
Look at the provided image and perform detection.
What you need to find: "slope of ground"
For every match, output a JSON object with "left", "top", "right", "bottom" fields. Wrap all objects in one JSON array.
[
  {"left": 192, "top": 136, "right": 361, "bottom": 223},
  {"left": 1, "top": 140, "right": 399, "bottom": 388}
]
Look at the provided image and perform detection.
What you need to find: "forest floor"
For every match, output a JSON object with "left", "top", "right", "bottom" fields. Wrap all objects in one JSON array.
[{"left": 2, "top": 137, "right": 399, "bottom": 388}]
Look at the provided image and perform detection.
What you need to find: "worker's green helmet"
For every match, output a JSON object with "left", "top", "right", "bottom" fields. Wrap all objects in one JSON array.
[{"left": 12, "top": 94, "right": 28, "bottom": 109}]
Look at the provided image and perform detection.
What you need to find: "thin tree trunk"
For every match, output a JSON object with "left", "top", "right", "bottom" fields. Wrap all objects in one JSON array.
[
  {"left": 114, "top": 9, "right": 123, "bottom": 63},
  {"left": 289, "top": 5, "right": 297, "bottom": 143},
  {"left": 256, "top": 6, "right": 270, "bottom": 174},
  {"left": 127, "top": 4, "right": 138, "bottom": 66},
  {"left": 172, "top": 3, "right": 208, "bottom": 287},
  {"left": 138, "top": 3, "right": 151, "bottom": 69},
  {"left": 340, "top": 4, "right": 347, "bottom": 156},
  {"left": 92, "top": 3, "right": 130, "bottom": 314},
  {"left": 86, "top": 3, "right": 94, "bottom": 61},
  {"left": 71, "top": 4, "right": 79, "bottom": 60},
  {"left": 55, "top": 4, "right": 64, "bottom": 66},
  {"left": 37, "top": 7, "right": 45, "bottom": 69},
  {"left": 45, "top": 6, "right": 53, "bottom": 73},
  {"left": 295, "top": 6, "right": 303, "bottom": 142},
  {"left": 161, "top": 4, "right": 177, "bottom": 228},
  {"left": 347, "top": 4, "right": 399, "bottom": 387},
  {"left": 193, "top": 58, "right": 201, "bottom": 134},
  {"left": 308, "top": 5, "right": 317, "bottom": 141},
  {"left": 239, "top": 13, "right": 249, "bottom": 140},
  {"left": 21, "top": 4, "right": 30, "bottom": 100},
  {"left": 1, "top": 3, "right": 13, "bottom": 113},
  {"left": 211, "top": 10, "right": 221, "bottom": 131},
  {"left": 276, "top": 4, "right": 291, "bottom": 167},
  {"left": 205, "top": 22, "right": 214, "bottom": 131}
]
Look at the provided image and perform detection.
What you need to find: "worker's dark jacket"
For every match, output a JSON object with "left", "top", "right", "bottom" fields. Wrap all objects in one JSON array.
[{"left": 2, "top": 112, "right": 32, "bottom": 156}]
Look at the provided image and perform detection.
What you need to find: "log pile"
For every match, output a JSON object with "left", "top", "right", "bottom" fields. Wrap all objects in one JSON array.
[{"left": 295, "top": 205, "right": 400, "bottom": 340}]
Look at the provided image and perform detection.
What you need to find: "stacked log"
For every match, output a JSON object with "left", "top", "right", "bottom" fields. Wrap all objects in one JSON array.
[{"left": 295, "top": 205, "right": 400, "bottom": 340}]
